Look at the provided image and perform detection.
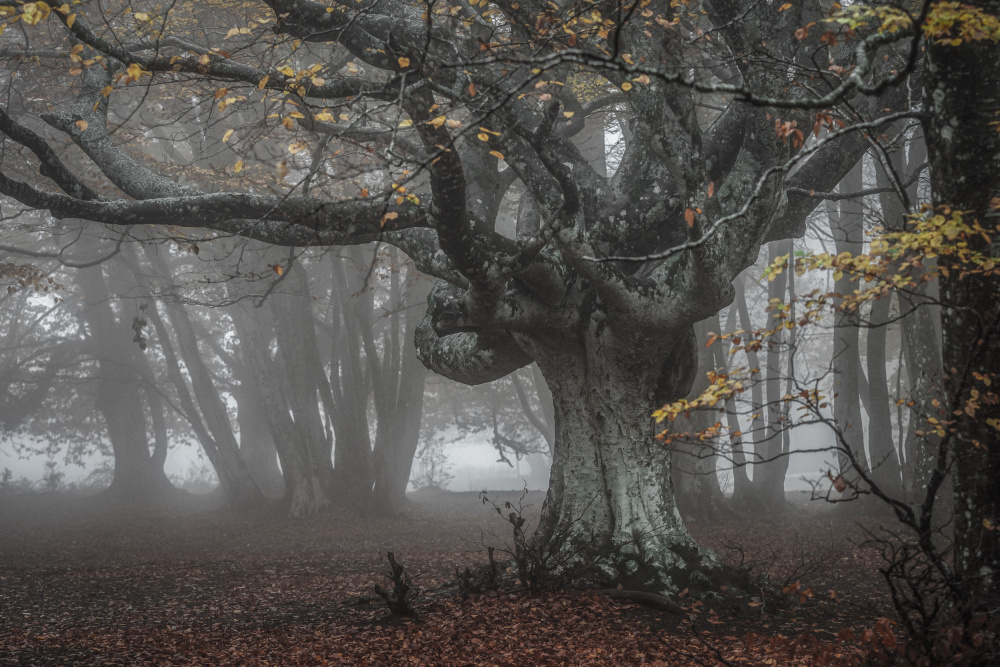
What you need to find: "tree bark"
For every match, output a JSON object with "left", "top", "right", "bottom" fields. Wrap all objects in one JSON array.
[
  {"left": 923, "top": 13, "right": 1000, "bottom": 611},
  {"left": 513, "top": 324, "right": 732, "bottom": 594}
]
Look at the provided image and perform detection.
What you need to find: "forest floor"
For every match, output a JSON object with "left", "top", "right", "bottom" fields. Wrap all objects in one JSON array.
[{"left": 0, "top": 488, "right": 899, "bottom": 666}]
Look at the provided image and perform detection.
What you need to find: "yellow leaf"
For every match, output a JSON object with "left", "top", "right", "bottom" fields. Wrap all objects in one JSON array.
[
  {"left": 427, "top": 115, "right": 447, "bottom": 129},
  {"left": 778, "top": 3, "right": 792, "bottom": 11},
  {"left": 288, "top": 141, "right": 309, "bottom": 154},
  {"left": 310, "top": 76, "right": 325, "bottom": 87},
  {"left": 477, "top": 132, "right": 490, "bottom": 141},
  {"left": 74, "top": 120, "right": 88, "bottom": 131},
  {"left": 101, "top": 85, "right": 113, "bottom": 97},
  {"left": 71, "top": 44, "right": 84, "bottom": 55},
  {"left": 562, "top": 111, "right": 575, "bottom": 118},
  {"left": 223, "top": 129, "right": 234, "bottom": 143},
  {"left": 489, "top": 150, "right": 505, "bottom": 160},
  {"left": 233, "top": 160, "right": 243, "bottom": 173},
  {"left": 57, "top": 3, "right": 69, "bottom": 13},
  {"left": 65, "top": 12, "right": 75, "bottom": 27},
  {"left": 397, "top": 56, "right": 410, "bottom": 68},
  {"left": 446, "top": 119, "right": 462, "bottom": 129},
  {"left": 198, "top": 54, "right": 211, "bottom": 66},
  {"left": 399, "top": 119, "right": 414, "bottom": 128},
  {"left": 257, "top": 75, "right": 269, "bottom": 89},
  {"left": 214, "top": 87, "right": 228, "bottom": 99},
  {"left": 134, "top": 12, "right": 149, "bottom": 21},
  {"left": 621, "top": 82, "right": 632, "bottom": 91},
  {"left": 314, "top": 111, "right": 335, "bottom": 122},
  {"left": 273, "top": 264, "right": 284, "bottom": 276},
  {"left": 282, "top": 116, "right": 294, "bottom": 130}
]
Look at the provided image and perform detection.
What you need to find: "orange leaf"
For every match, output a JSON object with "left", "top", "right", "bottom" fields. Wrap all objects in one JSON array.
[{"left": 684, "top": 208, "right": 695, "bottom": 227}]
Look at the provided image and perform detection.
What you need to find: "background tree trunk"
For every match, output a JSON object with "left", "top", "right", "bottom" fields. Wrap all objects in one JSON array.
[{"left": 828, "top": 164, "right": 868, "bottom": 482}]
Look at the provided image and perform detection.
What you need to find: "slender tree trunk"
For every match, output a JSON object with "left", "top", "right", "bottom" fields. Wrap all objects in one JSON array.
[
  {"left": 371, "top": 271, "right": 431, "bottom": 515},
  {"left": 233, "top": 376, "right": 285, "bottom": 498},
  {"left": 876, "top": 139, "right": 944, "bottom": 503},
  {"left": 829, "top": 163, "right": 868, "bottom": 480},
  {"left": 76, "top": 257, "right": 173, "bottom": 501},
  {"left": 735, "top": 271, "right": 766, "bottom": 505},
  {"left": 269, "top": 262, "right": 336, "bottom": 500},
  {"left": 712, "top": 308, "right": 752, "bottom": 502},
  {"left": 672, "top": 319, "right": 723, "bottom": 521},
  {"left": 140, "top": 248, "right": 264, "bottom": 509},
  {"left": 229, "top": 295, "right": 329, "bottom": 516},
  {"left": 759, "top": 240, "right": 791, "bottom": 509},
  {"left": 865, "top": 293, "right": 903, "bottom": 498},
  {"left": 328, "top": 250, "right": 374, "bottom": 508}
]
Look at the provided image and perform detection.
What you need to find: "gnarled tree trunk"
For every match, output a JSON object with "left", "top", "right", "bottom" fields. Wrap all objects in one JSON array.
[{"left": 524, "top": 327, "right": 730, "bottom": 593}]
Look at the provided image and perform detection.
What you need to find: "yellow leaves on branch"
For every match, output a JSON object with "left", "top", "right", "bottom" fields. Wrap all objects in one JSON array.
[
  {"left": 125, "top": 63, "right": 147, "bottom": 83},
  {"left": 830, "top": 3, "right": 1000, "bottom": 45},
  {"left": 19, "top": 2, "right": 51, "bottom": 26},
  {"left": 759, "top": 204, "right": 998, "bottom": 331}
]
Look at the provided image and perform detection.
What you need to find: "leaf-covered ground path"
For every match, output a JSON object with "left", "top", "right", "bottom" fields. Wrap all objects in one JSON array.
[{"left": 0, "top": 489, "right": 892, "bottom": 665}]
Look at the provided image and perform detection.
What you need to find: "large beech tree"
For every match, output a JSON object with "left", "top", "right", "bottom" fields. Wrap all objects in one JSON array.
[{"left": 0, "top": 0, "right": 914, "bottom": 590}]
